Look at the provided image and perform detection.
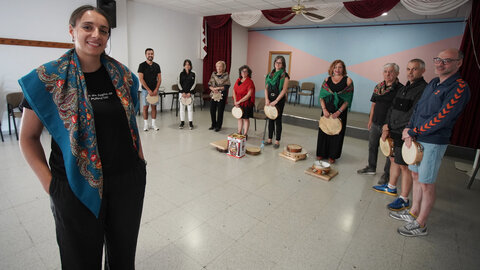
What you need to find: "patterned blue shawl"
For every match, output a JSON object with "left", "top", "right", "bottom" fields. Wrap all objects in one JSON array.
[{"left": 19, "top": 49, "right": 140, "bottom": 217}]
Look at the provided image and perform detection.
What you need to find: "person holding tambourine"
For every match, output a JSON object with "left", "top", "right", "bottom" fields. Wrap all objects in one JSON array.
[
  {"left": 316, "top": 59, "right": 353, "bottom": 163},
  {"left": 233, "top": 65, "right": 255, "bottom": 139},
  {"left": 178, "top": 59, "right": 196, "bottom": 130},
  {"left": 208, "top": 60, "right": 230, "bottom": 132},
  {"left": 373, "top": 59, "right": 427, "bottom": 212},
  {"left": 265, "top": 56, "right": 289, "bottom": 149}
]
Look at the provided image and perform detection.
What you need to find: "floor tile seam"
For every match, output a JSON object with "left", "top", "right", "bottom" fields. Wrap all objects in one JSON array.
[
  {"left": 142, "top": 242, "right": 202, "bottom": 268},
  {"left": 200, "top": 237, "right": 249, "bottom": 268},
  {"left": 173, "top": 223, "right": 237, "bottom": 268},
  {"left": 220, "top": 238, "right": 280, "bottom": 268},
  {"left": 150, "top": 191, "right": 186, "bottom": 209},
  {"left": 156, "top": 218, "right": 209, "bottom": 244},
  {"left": 31, "top": 244, "right": 53, "bottom": 270},
  {"left": 249, "top": 187, "right": 297, "bottom": 206}
]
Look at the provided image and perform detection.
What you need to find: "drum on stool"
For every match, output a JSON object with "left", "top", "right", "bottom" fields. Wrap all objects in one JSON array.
[{"left": 287, "top": 144, "right": 302, "bottom": 153}]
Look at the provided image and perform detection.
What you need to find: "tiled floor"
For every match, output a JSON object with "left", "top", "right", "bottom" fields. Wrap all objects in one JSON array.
[{"left": 1, "top": 109, "right": 479, "bottom": 269}]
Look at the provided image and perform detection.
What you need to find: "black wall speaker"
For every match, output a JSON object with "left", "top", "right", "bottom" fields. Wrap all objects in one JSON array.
[{"left": 97, "top": 0, "right": 116, "bottom": 28}]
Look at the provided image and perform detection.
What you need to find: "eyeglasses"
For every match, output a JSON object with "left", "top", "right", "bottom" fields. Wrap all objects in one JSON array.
[
  {"left": 433, "top": 57, "right": 460, "bottom": 65},
  {"left": 275, "top": 61, "right": 282, "bottom": 65}
]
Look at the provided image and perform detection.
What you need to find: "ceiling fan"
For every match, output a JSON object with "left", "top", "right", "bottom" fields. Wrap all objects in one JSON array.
[{"left": 282, "top": 0, "right": 325, "bottom": 21}]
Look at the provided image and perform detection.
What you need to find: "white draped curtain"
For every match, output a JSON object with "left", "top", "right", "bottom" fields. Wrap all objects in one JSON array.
[
  {"left": 231, "top": 10, "right": 262, "bottom": 27},
  {"left": 400, "top": 0, "right": 470, "bottom": 15},
  {"left": 301, "top": 3, "right": 344, "bottom": 22}
]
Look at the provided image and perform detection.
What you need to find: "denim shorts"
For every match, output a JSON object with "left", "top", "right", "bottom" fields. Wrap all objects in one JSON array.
[
  {"left": 408, "top": 141, "right": 448, "bottom": 184},
  {"left": 141, "top": 89, "right": 158, "bottom": 106}
]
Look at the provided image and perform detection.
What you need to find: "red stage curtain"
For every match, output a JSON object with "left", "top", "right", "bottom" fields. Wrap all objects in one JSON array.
[
  {"left": 450, "top": 0, "right": 480, "bottom": 149},
  {"left": 202, "top": 15, "right": 232, "bottom": 98},
  {"left": 262, "top": 8, "right": 295, "bottom": 24},
  {"left": 344, "top": 0, "right": 399, "bottom": 19}
]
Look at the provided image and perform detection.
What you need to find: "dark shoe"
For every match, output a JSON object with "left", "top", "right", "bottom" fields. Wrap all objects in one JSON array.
[
  {"left": 357, "top": 166, "right": 376, "bottom": 175},
  {"left": 189, "top": 122, "right": 193, "bottom": 130},
  {"left": 209, "top": 126, "right": 214, "bottom": 130},
  {"left": 273, "top": 143, "right": 280, "bottom": 149},
  {"left": 245, "top": 134, "right": 248, "bottom": 140},
  {"left": 388, "top": 197, "right": 410, "bottom": 211},
  {"left": 264, "top": 141, "right": 272, "bottom": 145},
  {"left": 378, "top": 174, "right": 389, "bottom": 185},
  {"left": 214, "top": 128, "right": 220, "bottom": 132},
  {"left": 179, "top": 121, "right": 185, "bottom": 129}
]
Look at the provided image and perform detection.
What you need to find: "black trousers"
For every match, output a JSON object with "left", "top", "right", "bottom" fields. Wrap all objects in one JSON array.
[
  {"left": 268, "top": 98, "right": 285, "bottom": 141},
  {"left": 210, "top": 88, "right": 228, "bottom": 129},
  {"left": 49, "top": 158, "right": 146, "bottom": 270}
]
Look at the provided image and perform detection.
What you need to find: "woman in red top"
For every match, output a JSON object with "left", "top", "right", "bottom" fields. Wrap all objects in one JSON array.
[{"left": 233, "top": 65, "right": 255, "bottom": 139}]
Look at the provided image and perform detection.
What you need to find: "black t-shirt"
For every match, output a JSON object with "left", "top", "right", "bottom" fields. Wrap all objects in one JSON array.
[
  {"left": 370, "top": 81, "right": 403, "bottom": 125},
  {"left": 22, "top": 65, "right": 137, "bottom": 179},
  {"left": 137, "top": 61, "right": 161, "bottom": 90}
]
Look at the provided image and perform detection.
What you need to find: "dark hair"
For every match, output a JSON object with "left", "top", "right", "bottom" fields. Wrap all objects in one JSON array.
[
  {"left": 145, "top": 48, "right": 154, "bottom": 54},
  {"left": 328, "top": 59, "right": 347, "bottom": 76},
  {"left": 69, "top": 5, "right": 111, "bottom": 35},
  {"left": 409, "top": 58, "right": 426, "bottom": 70},
  {"left": 238, "top": 65, "right": 252, "bottom": 78},
  {"left": 183, "top": 59, "right": 192, "bottom": 69},
  {"left": 271, "top": 56, "right": 286, "bottom": 73}
]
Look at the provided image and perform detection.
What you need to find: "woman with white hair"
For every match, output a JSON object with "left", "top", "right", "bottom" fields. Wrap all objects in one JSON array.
[{"left": 208, "top": 60, "right": 230, "bottom": 132}]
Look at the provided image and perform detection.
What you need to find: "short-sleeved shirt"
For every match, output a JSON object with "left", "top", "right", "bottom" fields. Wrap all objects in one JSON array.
[
  {"left": 370, "top": 81, "right": 403, "bottom": 125},
  {"left": 22, "top": 65, "right": 137, "bottom": 178},
  {"left": 137, "top": 61, "right": 161, "bottom": 90}
]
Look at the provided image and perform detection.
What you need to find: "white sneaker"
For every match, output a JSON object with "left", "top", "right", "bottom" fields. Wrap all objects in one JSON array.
[
  {"left": 152, "top": 124, "right": 159, "bottom": 131},
  {"left": 143, "top": 124, "right": 149, "bottom": 131}
]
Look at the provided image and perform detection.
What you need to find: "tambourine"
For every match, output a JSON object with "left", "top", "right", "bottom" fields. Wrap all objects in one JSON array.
[
  {"left": 312, "top": 160, "right": 331, "bottom": 175},
  {"left": 210, "top": 91, "right": 223, "bottom": 102},
  {"left": 180, "top": 96, "right": 192, "bottom": 106},
  {"left": 264, "top": 105, "right": 278, "bottom": 120},
  {"left": 232, "top": 106, "right": 243, "bottom": 119},
  {"left": 318, "top": 116, "right": 342, "bottom": 135},
  {"left": 146, "top": 94, "right": 159, "bottom": 105},
  {"left": 402, "top": 141, "right": 424, "bottom": 165},
  {"left": 246, "top": 147, "right": 261, "bottom": 155},
  {"left": 379, "top": 137, "right": 394, "bottom": 157}
]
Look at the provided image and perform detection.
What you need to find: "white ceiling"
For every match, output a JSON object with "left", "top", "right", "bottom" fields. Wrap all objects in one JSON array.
[{"left": 130, "top": 0, "right": 472, "bottom": 28}]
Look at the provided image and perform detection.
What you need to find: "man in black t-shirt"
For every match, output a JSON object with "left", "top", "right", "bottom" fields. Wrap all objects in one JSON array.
[
  {"left": 138, "top": 48, "right": 162, "bottom": 131},
  {"left": 357, "top": 63, "right": 403, "bottom": 183}
]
